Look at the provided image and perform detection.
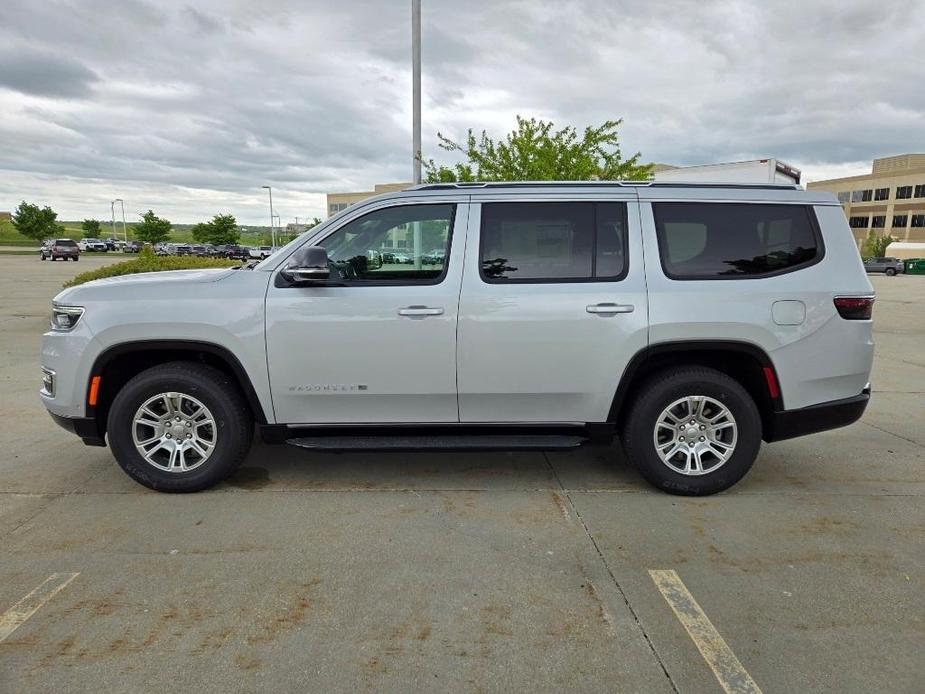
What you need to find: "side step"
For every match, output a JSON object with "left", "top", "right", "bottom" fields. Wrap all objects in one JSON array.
[{"left": 286, "top": 434, "right": 588, "bottom": 452}]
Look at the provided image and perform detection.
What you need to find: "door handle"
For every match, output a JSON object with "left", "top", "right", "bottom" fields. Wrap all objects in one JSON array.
[
  {"left": 586, "top": 303, "right": 635, "bottom": 315},
  {"left": 398, "top": 305, "right": 444, "bottom": 317}
]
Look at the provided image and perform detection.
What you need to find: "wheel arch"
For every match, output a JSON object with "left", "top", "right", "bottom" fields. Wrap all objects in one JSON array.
[
  {"left": 86, "top": 340, "right": 269, "bottom": 441},
  {"left": 609, "top": 340, "right": 782, "bottom": 440}
]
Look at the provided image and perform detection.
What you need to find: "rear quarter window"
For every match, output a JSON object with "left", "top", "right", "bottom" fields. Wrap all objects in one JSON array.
[{"left": 652, "top": 203, "right": 823, "bottom": 280}]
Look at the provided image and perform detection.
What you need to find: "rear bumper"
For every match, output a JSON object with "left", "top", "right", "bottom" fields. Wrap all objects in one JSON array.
[
  {"left": 49, "top": 412, "right": 106, "bottom": 447},
  {"left": 765, "top": 387, "right": 870, "bottom": 442}
]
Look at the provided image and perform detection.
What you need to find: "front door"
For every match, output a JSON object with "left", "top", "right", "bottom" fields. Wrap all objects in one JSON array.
[
  {"left": 266, "top": 201, "right": 467, "bottom": 424},
  {"left": 456, "top": 197, "right": 648, "bottom": 423}
]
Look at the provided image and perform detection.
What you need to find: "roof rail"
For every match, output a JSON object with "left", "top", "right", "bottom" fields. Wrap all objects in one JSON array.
[{"left": 406, "top": 181, "right": 799, "bottom": 191}]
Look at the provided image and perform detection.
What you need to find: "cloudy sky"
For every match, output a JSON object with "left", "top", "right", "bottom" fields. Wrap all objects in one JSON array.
[{"left": 1, "top": 0, "right": 923, "bottom": 224}]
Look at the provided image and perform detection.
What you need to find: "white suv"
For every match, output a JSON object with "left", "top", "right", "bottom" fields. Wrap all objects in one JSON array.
[{"left": 40, "top": 182, "right": 874, "bottom": 495}]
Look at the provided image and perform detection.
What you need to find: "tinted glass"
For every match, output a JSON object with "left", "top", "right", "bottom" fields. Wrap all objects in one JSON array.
[
  {"left": 320, "top": 204, "right": 454, "bottom": 283},
  {"left": 479, "top": 202, "right": 626, "bottom": 282},
  {"left": 56, "top": 239, "right": 77, "bottom": 247},
  {"left": 653, "top": 203, "right": 820, "bottom": 279}
]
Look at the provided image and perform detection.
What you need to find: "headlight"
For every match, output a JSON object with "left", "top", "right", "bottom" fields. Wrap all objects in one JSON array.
[{"left": 51, "top": 305, "right": 84, "bottom": 331}]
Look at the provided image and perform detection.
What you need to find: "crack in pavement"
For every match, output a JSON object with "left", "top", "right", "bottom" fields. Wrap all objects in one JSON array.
[{"left": 542, "top": 451, "right": 681, "bottom": 694}]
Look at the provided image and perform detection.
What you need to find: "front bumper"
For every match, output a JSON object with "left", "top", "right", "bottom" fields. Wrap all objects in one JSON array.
[
  {"left": 765, "top": 387, "right": 870, "bottom": 442},
  {"left": 48, "top": 412, "right": 106, "bottom": 447}
]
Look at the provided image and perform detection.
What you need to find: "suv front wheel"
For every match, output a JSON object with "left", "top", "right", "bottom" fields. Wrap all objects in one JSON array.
[
  {"left": 107, "top": 362, "right": 253, "bottom": 492},
  {"left": 622, "top": 367, "right": 762, "bottom": 496}
]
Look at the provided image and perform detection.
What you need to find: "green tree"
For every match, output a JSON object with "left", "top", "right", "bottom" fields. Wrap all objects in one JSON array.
[
  {"left": 420, "top": 116, "right": 652, "bottom": 183},
  {"left": 135, "top": 210, "right": 172, "bottom": 245},
  {"left": 206, "top": 214, "right": 239, "bottom": 245},
  {"left": 190, "top": 222, "right": 211, "bottom": 243},
  {"left": 11, "top": 201, "right": 62, "bottom": 241},
  {"left": 861, "top": 229, "right": 895, "bottom": 258},
  {"left": 81, "top": 219, "right": 102, "bottom": 238},
  {"left": 190, "top": 214, "right": 239, "bottom": 245}
]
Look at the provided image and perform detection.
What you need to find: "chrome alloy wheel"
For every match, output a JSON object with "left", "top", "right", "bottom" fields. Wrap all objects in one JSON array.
[
  {"left": 653, "top": 395, "right": 738, "bottom": 476},
  {"left": 131, "top": 392, "right": 216, "bottom": 472}
]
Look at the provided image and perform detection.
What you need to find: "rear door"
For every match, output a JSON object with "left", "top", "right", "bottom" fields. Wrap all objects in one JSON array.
[{"left": 456, "top": 194, "right": 648, "bottom": 423}]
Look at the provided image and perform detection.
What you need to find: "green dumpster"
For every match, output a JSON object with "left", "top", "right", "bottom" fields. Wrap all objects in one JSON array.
[{"left": 904, "top": 258, "right": 925, "bottom": 274}]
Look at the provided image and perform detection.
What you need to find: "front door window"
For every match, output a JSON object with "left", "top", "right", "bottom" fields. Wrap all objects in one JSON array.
[{"left": 320, "top": 204, "right": 455, "bottom": 284}]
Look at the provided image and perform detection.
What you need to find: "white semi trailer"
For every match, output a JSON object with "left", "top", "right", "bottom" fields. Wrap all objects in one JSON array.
[{"left": 654, "top": 158, "right": 802, "bottom": 185}]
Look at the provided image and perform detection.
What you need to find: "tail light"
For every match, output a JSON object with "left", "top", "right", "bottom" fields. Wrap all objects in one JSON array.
[{"left": 834, "top": 296, "right": 874, "bottom": 320}]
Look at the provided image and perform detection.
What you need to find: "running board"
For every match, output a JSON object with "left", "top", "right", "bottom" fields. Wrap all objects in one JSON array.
[{"left": 285, "top": 434, "right": 588, "bottom": 452}]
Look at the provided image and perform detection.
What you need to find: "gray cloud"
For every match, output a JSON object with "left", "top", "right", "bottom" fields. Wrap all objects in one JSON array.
[
  {"left": 0, "top": 0, "right": 923, "bottom": 223},
  {"left": 0, "top": 47, "right": 98, "bottom": 98}
]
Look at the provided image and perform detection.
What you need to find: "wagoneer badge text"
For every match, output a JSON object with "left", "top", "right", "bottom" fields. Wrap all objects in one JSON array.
[{"left": 289, "top": 384, "right": 369, "bottom": 392}]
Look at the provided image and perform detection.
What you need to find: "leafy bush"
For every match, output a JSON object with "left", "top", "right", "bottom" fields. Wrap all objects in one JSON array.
[
  {"left": 861, "top": 229, "right": 895, "bottom": 259},
  {"left": 63, "top": 250, "right": 238, "bottom": 288}
]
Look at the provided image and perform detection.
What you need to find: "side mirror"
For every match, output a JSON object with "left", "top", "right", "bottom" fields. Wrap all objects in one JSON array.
[
  {"left": 283, "top": 246, "right": 330, "bottom": 283},
  {"left": 366, "top": 249, "right": 383, "bottom": 270}
]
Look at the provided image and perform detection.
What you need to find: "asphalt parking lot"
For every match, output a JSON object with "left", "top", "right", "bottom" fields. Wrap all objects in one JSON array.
[{"left": 1, "top": 253, "right": 923, "bottom": 693}]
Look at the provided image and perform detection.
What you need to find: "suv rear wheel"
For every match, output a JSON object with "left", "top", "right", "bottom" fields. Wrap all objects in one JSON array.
[
  {"left": 622, "top": 366, "right": 762, "bottom": 496},
  {"left": 885, "top": 267, "right": 896, "bottom": 276},
  {"left": 107, "top": 362, "right": 253, "bottom": 492}
]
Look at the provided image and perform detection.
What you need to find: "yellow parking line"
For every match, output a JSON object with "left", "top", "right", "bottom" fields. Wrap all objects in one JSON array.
[
  {"left": 0, "top": 573, "right": 79, "bottom": 643},
  {"left": 649, "top": 569, "right": 762, "bottom": 694}
]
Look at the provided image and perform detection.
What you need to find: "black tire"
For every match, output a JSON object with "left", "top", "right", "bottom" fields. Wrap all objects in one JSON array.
[
  {"left": 107, "top": 361, "right": 253, "bottom": 492},
  {"left": 73, "top": 256, "right": 79, "bottom": 261},
  {"left": 622, "top": 366, "right": 762, "bottom": 496},
  {"left": 40, "top": 254, "right": 46, "bottom": 261},
  {"left": 885, "top": 268, "right": 896, "bottom": 276}
]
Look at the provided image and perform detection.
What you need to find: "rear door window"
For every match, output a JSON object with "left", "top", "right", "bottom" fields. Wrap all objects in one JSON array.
[
  {"left": 652, "top": 203, "right": 822, "bottom": 279},
  {"left": 479, "top": 202, "right": 628, "bottom": 282}
]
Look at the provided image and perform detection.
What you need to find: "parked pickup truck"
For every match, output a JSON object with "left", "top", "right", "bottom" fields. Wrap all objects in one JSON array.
[
  {"left": 78, "top": 239, "right": 108, "bottom": 252},
  {"left": 41, "top": 182, "right": 874, "bottom": 496}
]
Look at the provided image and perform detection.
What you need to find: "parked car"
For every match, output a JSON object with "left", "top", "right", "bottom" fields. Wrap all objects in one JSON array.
[
  {"left": 41, "top": 181, "right": 874, "bottom": 495},
  {"left": 78, "top": 238, "right": 108, "bottom": 252},
  {"left": 124, "top": 241, "right": 143, "bottom": 253},
  {"left": 174, "top": 244, "right": 193, "bottom": 257},
  {"left": 40, "top": 238, "right": 80, "bottom": 261},
  {"left": 221, "top": 245, "right": 251, "bottom": 260},
  {"left": 249, "top": 246, "right": 274, "bottom": 259},
  {"left": 422, "top": 249, "right": 445, "bottom": 265},
  {"left": 863, "top": 257, "right": 904, "bottom": 276},
  {"left": 382, "top": 250, "right": 411, "bottom": 264}
]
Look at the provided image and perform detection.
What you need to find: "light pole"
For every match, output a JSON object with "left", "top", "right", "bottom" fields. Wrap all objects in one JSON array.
[
  {"left": 412, "top": 0, "right": 422, "bottom": 184},
  {"left": 262, "top": 185, "right": 275, "bottom": 247},
  {"left": 110, "top": 200, "right": 117, "bottom": 239},
  {"left": 114, "top": 198, "right": 127, "bottom": 242},
  {"left": 411, "top": 0, "right": 423, "bottom": 266}
]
